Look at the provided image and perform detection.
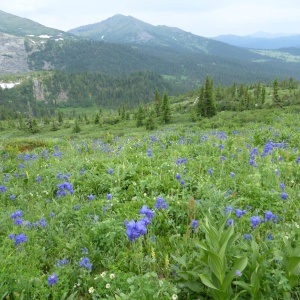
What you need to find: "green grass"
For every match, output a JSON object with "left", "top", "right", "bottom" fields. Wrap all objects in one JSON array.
[{"left": 0, "top": 107, "right": 300, "bottom": 299}]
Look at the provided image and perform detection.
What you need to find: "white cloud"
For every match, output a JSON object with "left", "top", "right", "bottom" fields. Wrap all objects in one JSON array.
[{"left": 0, "top": 0, "right": 299, "bottom": 36}]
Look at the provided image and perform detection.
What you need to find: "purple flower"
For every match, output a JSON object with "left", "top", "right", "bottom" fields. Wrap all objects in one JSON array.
[
  {"left": 281, "top": 192, "right": 288, "bottom": 200},
  {"left": 235, "top": 270, "right": 242, "bottom": 277},
  {"left": 236, "top": 209, "right": 246, "bottom": 218},
  {"left": 208, "top": 168, "right": 214, "bottom": 174},
  {"left": 243, "top": 233, "right": 252, "bottom": 240},
  {"left": 8, "top": 234, "right": 15, "bottom": 240},
  {"left": 180, "top": 180, "right": 185, "bottom": 185},
  {"left": 155, "top": 197, "right": 168, "bottom": 210},
  {"left": 0, "top": 185, "right": 7, "bottom": 192},
  {"left": 106, "top": 193, "right": 112, "bottom": 200},
  {"left": 81, "top": 247, "right": 89, "bottom": 254},
  {"left": 36, "top": 176, "right": 42, "bottom": 183},
  {"left": 220, "top": 156, "right": 226, "bottom": 161},
  {"left": 266, "top": 233, "right": 274, "bottom": 240},
  {"left": 225, "top": 206, "right": 234, "bottom": 214},
  {"left": 48, "top": 274, "right": 58, "bottom": 286},
  {"left": 279, "top": 183, "right": 285, "bottom": 191},
  {"left": 13, "top": 233, "right": 27, "bottom": 246},
  {"left": 57, "top": 259, "right": 69, "bottom": 266},
  {"left": 139, "top": 205, "right": 155, "bottom": 219},
  {"left": 10, "top": 195, "right": 16, "bottom": 200},
  {"left": 191, "top": 220, "right": 199, "bottom": 230},
  {"left": 226, "top": 218, "right": 234, "bottom": 226},
  {"left": 50, "top": 212, "right": 55, "bottom": 217},
  {"left": 79, "top": 257, "right": 92, "bottom": 270},
  {"left": 108, "top": 168, "right": 114, "bottom": 174},
  {"left": 88, "top": 194, "right": 95, "bottom": 200},
  {"left": 14, "top": 218, "right": 24, "bottom": 226},
  {"left": 10, "top": 210, "right": 23, "bottom": 219},
  {"left": 264, "top": 211, "right": 273, "bottom": 221},
  {"left": 250, "top": 216, "right": 261, "bottom": 228},
  {"left": 230, "top": 172, "right": 235, "bottom": 178},
  {"left": 175, "top": 173, "right": 181, "bottom": 180}
]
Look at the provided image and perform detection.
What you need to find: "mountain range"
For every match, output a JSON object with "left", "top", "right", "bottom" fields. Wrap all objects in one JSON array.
[
  {"left": 1, "top": 10, "right": 300, "bottom": 89},
  {"left": 213, "top": 32, "right": 300, "bottom": 49}
]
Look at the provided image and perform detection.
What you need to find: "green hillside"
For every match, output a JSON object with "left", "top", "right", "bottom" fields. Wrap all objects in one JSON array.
[{"left": 0, "top": 10, "right": 70, "bottom": 38}]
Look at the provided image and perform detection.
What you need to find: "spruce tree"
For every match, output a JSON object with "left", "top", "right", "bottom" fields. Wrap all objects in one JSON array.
[
  {"left": 153, "top": 89, "right": 161, "bottom": 117},
  {"left": 145, "top": 109, "right": 156, "bottom": 130},
  {"left": 136, "top": 104, "right": 145, "bottom": 127},
  {"left": 273, "top": 78, "right": 281, "bottom": 107},
  {"left": 161, "top": 92, "right": 171, "bottom": 124},
  {"left": 204, "top": 77, "right": 217, "bottom": 117}
]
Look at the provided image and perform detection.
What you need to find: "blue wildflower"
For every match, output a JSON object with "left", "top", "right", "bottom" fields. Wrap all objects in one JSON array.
[
  {"left": 139, "top": 205, "right": 155, "bottom": 219},
  {"left": 88, "top": 194, "right": 95, "bottom": 200},
  {"left": 191, "top": 220, "right": 199, "bottom": 230},
  {"left": 10, "top": 210, "right": 23, "bottom": 219},
  {"left": 57, "top": 259, "right": 69, "bottom": 266},
  {"left": 243, "top": 234, "right": 252, "bottom": 240},
  {"left": 79, "top": 257, "right": 92, "bottom": 270},
  {"left": 175, "top": 173, "right": 181, "bottom": 180},
  {"left": 108, "top": 168, "right": 114, "bottom": 174},
  {"left": 250, "top": 216, "right": 261, "bottom": 228},
  {"left": 13, "top": 233, "right": 27, "bottom": 246},
  {"left": 226, "top": 219, "right": 234, "bottom": 226},
  {"left": 155, "top": 197, "right": 168, "bottom": 209},
  {"left": 106, "top": 193, "right": 112, "bottom": 200},
  {"left": 281, "top": 192, "right": 288, "bottom": 200},
  {"left": 0, "top": 185, "right": 7, "bottom": 192},
  {"left": 48, "top": 274, "right": 58, "bottom": 286}
]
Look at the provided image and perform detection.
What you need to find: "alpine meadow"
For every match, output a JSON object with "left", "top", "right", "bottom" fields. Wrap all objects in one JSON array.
[{"left": 1, "top": 8, "right": 300, "bottom": 300}]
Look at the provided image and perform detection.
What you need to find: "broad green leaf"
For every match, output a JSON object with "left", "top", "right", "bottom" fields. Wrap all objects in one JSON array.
[
  {"left": 171, "top": 254, "right": 187, "bottom": 268},
  {"left": 233, "top": 280, "right": 251, "bottom": 292},
  {"left": 208, "top": 252, "right": 224, "bottom": 283},
  {"left": 222, "top": 256, "right": 248, "bottom": 289},
  {"left": 288, "top": 257, "right": 300, "bottom": 275},
  {"left": 184, "top": 281, "right": 203, "bottom": 292},
  {"left": 199, "top": 274, "right": 220, "bottom": 290}
]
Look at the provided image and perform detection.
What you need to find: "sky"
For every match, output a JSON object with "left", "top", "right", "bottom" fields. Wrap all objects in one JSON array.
[{"left": 0, "top": 0, "right": 300, "bottom": 37}]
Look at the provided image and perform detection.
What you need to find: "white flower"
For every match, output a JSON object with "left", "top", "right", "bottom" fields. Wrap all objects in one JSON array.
[
  {"left": 106, "top": 283, "right": 110, "bottom": 289},
  {"left": 101, "top": 271, "right": 106, "bottom": 278},
  {"left": 172, "top": 295, "right": 178, "bottom": 300},
  {"left": 88, "top": 287, "right": 95, "bottom": 294},
  {"left": 110, "top": 273, "right": 115, "bottom": 279}
]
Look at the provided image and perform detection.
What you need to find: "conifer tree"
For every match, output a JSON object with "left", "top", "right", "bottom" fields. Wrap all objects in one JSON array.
[
  {"left": 136, "top": 104, "right": 145, "bottom": 127},
  {"left": 153, "top": 89, "right": 161, "bottom": 117},
  {"left": 145, "top": 109, "right": 156, "bottom": 130},
  {"left": 161, "top": 92, "right": 171, "bottom": 124},
  {"left": 197, "top": 77, "right": 217, "bottom": 117},
  {"left": 273, "top": 78, "right": 281, "bottom": 107},
  {"left": 204, "top": 77, "right": 217, "bottom": 117},
  {"left": 121, "top": 101, "right": 126, "bottom": 120}
]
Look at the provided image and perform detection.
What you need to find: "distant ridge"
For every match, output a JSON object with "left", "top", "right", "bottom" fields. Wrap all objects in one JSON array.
[
  {"left": 213, "top": 33, "right": 300, "bottom": 49},
  {"left": 0, "top": 9, "right": 69, "bottom": 37}
]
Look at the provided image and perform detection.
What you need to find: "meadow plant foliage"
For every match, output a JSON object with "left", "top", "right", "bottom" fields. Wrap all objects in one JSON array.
[{"left": 1, "top": 112, "right": 300, "bottom": 299}]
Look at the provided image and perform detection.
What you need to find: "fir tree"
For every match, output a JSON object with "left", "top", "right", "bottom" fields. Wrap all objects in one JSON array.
[
  {"left": 273, "top": 78, "right": 281, "bottom": 107},
  {"left": 153, "top": 89, "right": 161, "bottom": 117},
  {"left": 145, "top": 109, "right": 156, "bottom": 130},
  {"left": 136, "top": 104, "right": 145, "bottom": 127},
  {"left": 72, "top": 120, "right": 81, "bottom": 133},
  {"left": 161, "top": 92, "right": 171, "bottom": 124}
]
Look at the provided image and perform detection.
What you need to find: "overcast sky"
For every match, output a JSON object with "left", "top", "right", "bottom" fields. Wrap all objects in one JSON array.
[{"left": 0, "top": 0, "right": 299, "bottom": 37}]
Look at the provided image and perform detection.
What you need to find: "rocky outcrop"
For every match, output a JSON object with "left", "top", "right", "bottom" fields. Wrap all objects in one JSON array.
[{"left": 0, "top": 33, "right": 29, "bottom": 73}]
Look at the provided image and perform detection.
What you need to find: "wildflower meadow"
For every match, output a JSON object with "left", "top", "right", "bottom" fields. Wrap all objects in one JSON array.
[{"left": 1, "top": 111, "right": 300, "bottom": 299}]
